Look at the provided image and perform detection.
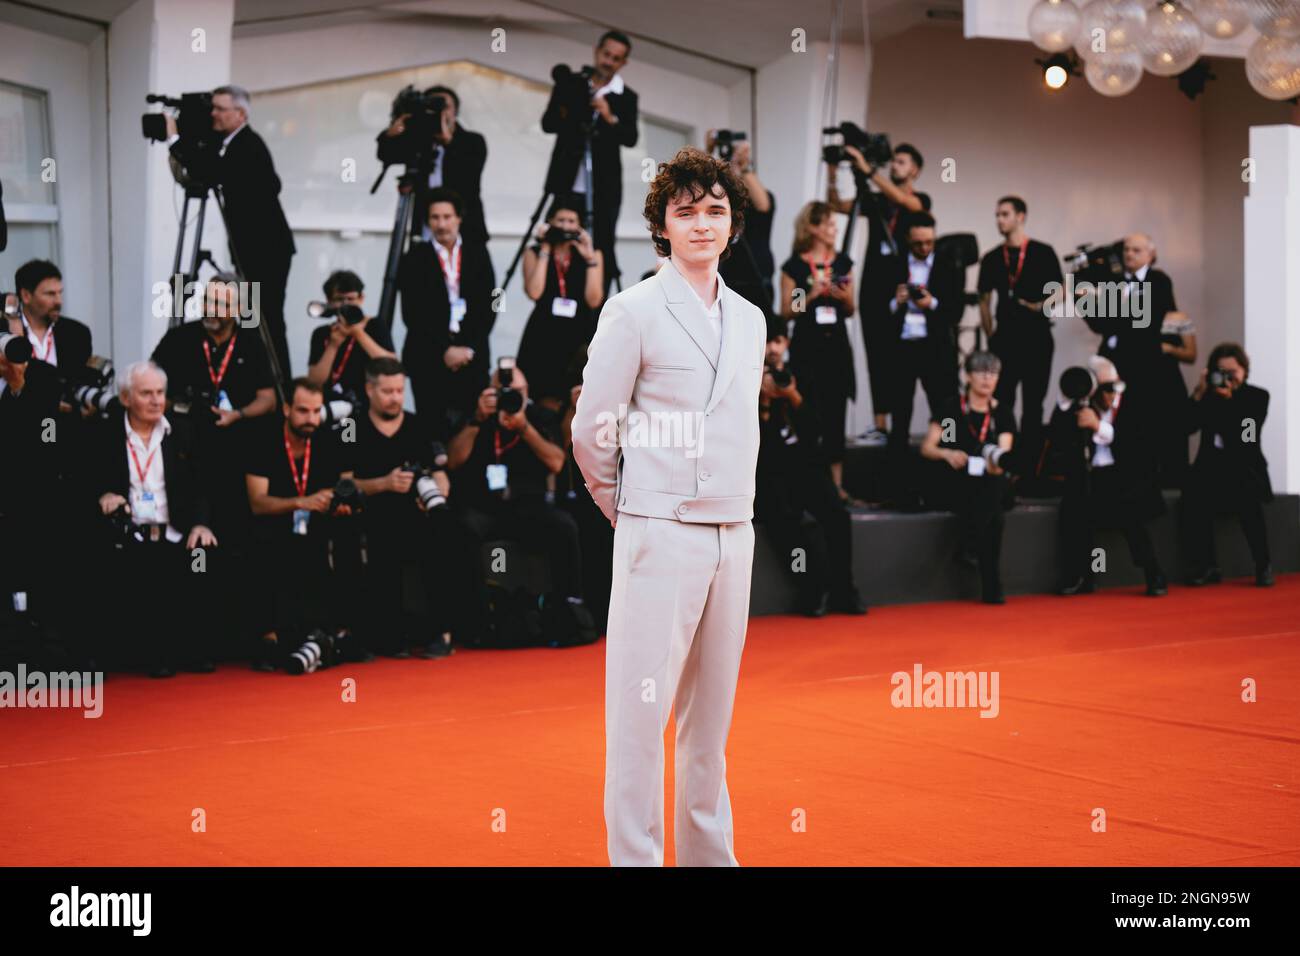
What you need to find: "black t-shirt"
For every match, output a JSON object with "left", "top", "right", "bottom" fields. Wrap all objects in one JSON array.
[
  {"left": 977, "top": 239, "right": 1063, "bottom": 332},
  {"left": 451, "top": 401, "right": 561, "bottom": 509},
  {"left": 151, "top": 321, "right": 274, "bottom": 411},
  {"left": 742, "top": 189, "right": 776, "bottom": 281},
  {"left": 307, "top": 320, "right": 395, "bottom": 400},
  {"left": 781, "top": 252, "right": 856, "bottom": 325},
  {"left": 346, "top": 411, "right": 442, "bottom": 526},
  {"left": 931, "top": 394, "right": 1016, "bottom": 456},
  {"left": 862, "top": 187, "right": 932, "bottom": 261},
  {"left": 247, "top": 424, "right": 346, "bottom": 536}
]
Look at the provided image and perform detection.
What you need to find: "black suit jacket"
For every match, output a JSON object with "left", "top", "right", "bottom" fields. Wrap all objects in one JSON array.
[
  {"left": 376, "top": 123, "right": 489, "bottom": 243},
  {"left": 1185, "top": 383, "right": 1273, "bottom": 502},
  {"left": 397, "top": 238, "right": 496, "bottom": 371},
  {"left": 1046, "top": 399, "right": 1164, "bottom": 519},
  {"left": 94, "top": 414, "right": 210, "bottom": 533},
  {"left": 51, "top": 316, "right": 93, "bottom": 377},
  {"left": 1087, "top": 267, "right": 1175, "bottom": 382},
  {"left": 171, "top": 125, "right": 295, "bottom": 271},
  {"left": 879, "top": 252, "right": 964, "bottom": 345}
]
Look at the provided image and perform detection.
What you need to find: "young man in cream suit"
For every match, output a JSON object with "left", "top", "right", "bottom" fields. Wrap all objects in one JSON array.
[{"left": 572, "top": 147, "right": 766, "bottom": 866}]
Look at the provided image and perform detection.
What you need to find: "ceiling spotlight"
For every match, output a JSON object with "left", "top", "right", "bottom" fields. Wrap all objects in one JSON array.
[{"left": 1037, "top": 51, "right": 1080, "bottom": 89}]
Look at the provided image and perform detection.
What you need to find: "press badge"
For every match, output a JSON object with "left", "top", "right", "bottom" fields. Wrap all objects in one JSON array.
[
  {"left": 216, "top": 389, "right": 234, "bottom": 412},
  {"left": 292, "top": 508, "right": 311, "bottom": 536},
  {"left": 880, "top": 240, "right": 893, "bottom": 256},
  {"left": 449, "top": 297, "right": 467, "bottom": 333},
  {"left": 133, "top": 490, "right": 159, "bottom": 523},
  {"left": 486, "top": 463, "right": 508, "bottom": 492},
  {"left": 966, "top": 455, "right": 987, "bottom": 477},
  {"left": 12, "top": 591, "right": 27, "bottom": 613},
  {"left": 552, "top": 297, "right": 578, "bottom": 318},
  {"left": 815, "top": 306, "right": 838, "bottom": 325}
]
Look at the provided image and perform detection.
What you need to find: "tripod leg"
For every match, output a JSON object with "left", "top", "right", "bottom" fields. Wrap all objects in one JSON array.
[
  {"left": 378, "top": 188, "right": 415, "bottom": 331},
  {"left": 502, "top": 191, "right": 552, "bottom": 293}
]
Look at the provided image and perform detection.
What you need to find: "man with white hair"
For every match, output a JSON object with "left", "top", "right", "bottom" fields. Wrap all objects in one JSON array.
[
  {"left": 92, "top": 361, "right": 220, "bottom": 677},
  {"left": 166, "top": 84, "right": 297, "bottom": 379},
  {"left": 1048, "top": 354, "right": 1167, "bottom": 597}
]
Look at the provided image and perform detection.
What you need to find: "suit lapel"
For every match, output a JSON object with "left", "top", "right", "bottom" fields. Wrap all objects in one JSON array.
[
  {"left": 705, "top": 272, "right": 741, "bottom": 415},
  {"left": 659, "top": 259, "right": 720, "bottom": 371}
]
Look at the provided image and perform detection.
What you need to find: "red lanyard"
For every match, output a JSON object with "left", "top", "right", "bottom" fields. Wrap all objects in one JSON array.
[
  {"left": 203, "top": 333, "right": 237, "bottom": 390},
  {"left": 1003, "top": 239, "right": 1028, "bottom": 291},
  {"left": 805, "top": 255, "right": 832, "bottom": 289},
  {"left": 284, "top": 426, "right": 312, "bottom": 497},
  {"left": 127, "top": 434, "right": 160, "bottom": 486},
  {"left": 439, "top": 243, "right": 462, "bottom": 292},
  {"left": 960, "top": 394, "right": 992, "bottom": 444},
  {"left": 493, "top": 427, "right": 521, "bottom": 460},
  {"left": 887, "top": 206, "right": 900, "bottom": 236},
  {"left": 553, "top": 249, "right": 571, "bottom": 299},
  {"left": 1103, "top": 391, "right": 1122, "bottom": 423},
  {"left": 331, "top": 339, "right": 356, "bottom": 384}
]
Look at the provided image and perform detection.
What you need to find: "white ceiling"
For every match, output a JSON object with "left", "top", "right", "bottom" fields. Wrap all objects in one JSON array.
[{"left": 2, "top": 0, "right": 964, "bottom": 70}]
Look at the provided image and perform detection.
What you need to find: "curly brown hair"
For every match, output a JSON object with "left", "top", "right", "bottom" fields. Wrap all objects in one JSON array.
[{"left": 643, "top": 146, "right": 748, "bottom": 261}]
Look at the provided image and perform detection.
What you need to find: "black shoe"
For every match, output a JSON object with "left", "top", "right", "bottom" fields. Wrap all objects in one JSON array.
[
  {"left": 1145, "top": 570, "right": 1168, "bottom": 597},
  {"left": 382, "top": 648, "right": 411, "bottom": 660},
  {"left": 413, "top": 634, "right": 454, "bottom": 659},
  {"left": 827, "top": 588, "right": 868, "bottom": 615},
  {"left": 252, "top": 640, "right": 278, "bottom": 672},
  {"left": 1187, "top": 567, "right": 1222, "bottom": 587},
  {"left": 798, "top": 592, "right": 829, "bottom": 618},
  {"left": 184, "top": 659, "right": 216, "bottom": 673},
  {"left": 149, "top": 663, "right": 176, "bottom": 679},
  {"left": 981, "top": 590, "right": 1006, "bottom": 605},
  {"left": 1058, "top": 576, "right": 1095, "bottom": 596},
  {"left": 1256, "top": 564, "right": 1275, "bottom": 587}
]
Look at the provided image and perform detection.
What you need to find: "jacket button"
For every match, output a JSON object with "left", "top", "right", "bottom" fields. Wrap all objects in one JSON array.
[
  {"left": 678, "top": 504, "right": 690, "bottom": 515},
  {"left": 699, "top": 471, "right": 710, "bottom": 481},
  {"left": 620, "top": 497, "right": 626, "bottom": 506}
]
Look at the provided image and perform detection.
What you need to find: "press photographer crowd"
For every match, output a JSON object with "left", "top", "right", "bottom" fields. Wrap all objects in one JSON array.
[{"left": 0, "top": 29, "right": 1279, "bottom": 680}]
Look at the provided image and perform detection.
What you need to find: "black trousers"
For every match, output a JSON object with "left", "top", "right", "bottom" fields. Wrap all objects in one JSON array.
[
  {"left": 558, "top": 482, "right": 614, "bottom": 635},
  {"left": 888, "top": 337, "right": 957, "bottom": 451},
  {"left": 1179, "top": 462, "right": 1270, "bottom": 572},
  {"left": 991, "top": 323, "right": 1053, "bottom": 464},
  {"left": 459, "top": 498, "right": 583, "bottom": 600},
  {"left": 408, "top": 354, "right": 489, "bottom": 439},
  {"left": 925, "top": 465, "right": 1008, "bottom": 597},
  {"left": 756, "top": 450, "right": 855, "bottom": 605},
  {"left": 358, "top": 507, "right": 481, "bottom": 652},
  {"left": 1058, "top": 468, "right": 1160, "bottom": 583},
  {"left": 249, "top": 523, "right": 353, "bottom": 643},
  {"left": 245, "top": 253, "right": 292, "bottom": 381},
  {"left": 859, "top": 309, "right": 895, "bottom": 414},
  {"left": 794, "top": 376, "right": 851, "bottom": 467}
]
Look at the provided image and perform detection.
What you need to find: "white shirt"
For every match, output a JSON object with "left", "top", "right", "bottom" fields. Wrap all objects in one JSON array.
[
  {"left": 892, "top": 251, "right": 938, "bottom": 339},
  {"left": 219, "top": 123, "right": 246, "bottom": 157},
  {"left": 572, "top": 73, "right": 626, "bottom": 194},
  {"left": 1107, "top": 264, "right": 1150, "bottom": 349},
  {"left": 683, "top": 271, "right": 723, "bottom": 343},
  {"left": 434, "top": 233, "right": 464, "bottom": 304},
  {"left": 21, "top": 311, "right": 57, "bottom": 366},
  {"left": 124, "top": 413, "right": 183, "bottom": 543}
]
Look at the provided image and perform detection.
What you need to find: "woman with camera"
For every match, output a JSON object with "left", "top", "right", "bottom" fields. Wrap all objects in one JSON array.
[
  {"left": 780, "top": 200, "right": 857, "bottom": 502},
  {"left": 517, "top": 201, "right": 605, "bottom": 411},
  {"left": 919, "top": 350, "right": 1016, "bottom": 604}
]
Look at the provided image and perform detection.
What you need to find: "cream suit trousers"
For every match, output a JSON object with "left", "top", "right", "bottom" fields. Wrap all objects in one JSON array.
[{"left": 605, "top": 511, "right": 754, "bottom": 867}]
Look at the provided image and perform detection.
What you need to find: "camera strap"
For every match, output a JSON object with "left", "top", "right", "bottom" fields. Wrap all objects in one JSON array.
[
  {"left": 493, "top": 427, "right": 522, "bottom": 460},
  {"left": 959, "top": 394, "right": 992, "bottom": 444},
  {"left": 1003, "top": 238, "right": 1028, "bottom": 293},
  {"left": 331, "top": 339, "right": 357, "bottom": 384},
  {"left": 284, "top": 425, "right": 312, "bottom": 497},
  {"left": 203, "top": 332, "right": 237, "bottom": 390}
]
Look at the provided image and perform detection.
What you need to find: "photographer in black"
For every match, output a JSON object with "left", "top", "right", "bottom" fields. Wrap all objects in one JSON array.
[
  {"left": 977, "top": 197, "right": 1063, "bottom": 466},
  {"left": 542, "top": 30, "right": 638, "bottom": 297},
  {"left": 1048, "top": 357, "right": 1168, "bottom": 597},
  {"left": 8, "top": 259, "right": 93, "bottom": 382},
  {"left": 305, "top": 270, "right": 396, "bottom": 405},
  {"left": 377, "top": 84, "right": 489, "bottom": 246},
  {"left": 447, "top": 362, "right": 593, "bottom": 641},
  {"left": 91, "top": 361, "right": 219, "bottom": 677},
  {"left": 827, "top": 141, "right": 931, "bottom": 444},
  {"left": 710, "top": 130, "right": 776, "bottom": 314},
  {"left": 755, "top": 323, "right": 867, "bottom": 617},
  {"left": 343, "top": 358, "right": 480, "bottom": 657},
  {"left": 165, "top": 86, "right": 296, "bottom": 379},
  {"left": 246, "top": 378, "right": 363, "bottom": 672},
  {"left": 517, "top": 200, "right": 604, "bottom": 407},
  {"left": 151, "top": 274, "right": 277, "bottom": 549},
  {"left": 397, "top": 187, "right": 496, "bottom": 436},
  {"left": 919, "top": 351, "right": 1015, "bottom": 604},
  {"left": 1179, "top": 343, "right": 1273, "bottom": 588}
]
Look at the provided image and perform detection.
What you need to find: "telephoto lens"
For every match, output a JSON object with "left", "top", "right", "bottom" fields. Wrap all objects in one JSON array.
[
  {"left": 286, "top": 629, "right": 334, "bottom": 676},
  {"left": 0, "top": 331, "right": 33, "bottom": 364}
]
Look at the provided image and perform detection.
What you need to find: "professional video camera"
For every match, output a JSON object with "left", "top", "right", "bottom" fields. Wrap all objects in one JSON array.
[
  {"left": 403, "top": 441, "right": 450, "bottom": 512},
  {"left": 549, "top": 64, "right": 598, "bottom": 129},
  {"left": 306, "top": 300, "right": 366, "bottom": 327},
  {"left": 141, "top": 92, "right": 215, "bottom": 148},
  {"left": 821, "top": 122, "right": 892, "bottom": 169},
  {"left": 1063, "top": 240, "right": 1125, "bottom": 281},
  {"left": 382, "top": 85, "right": 450, "bottom": 171},
  {"left": 712, "top": 129, "right": 747, "bottom": 164}
]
